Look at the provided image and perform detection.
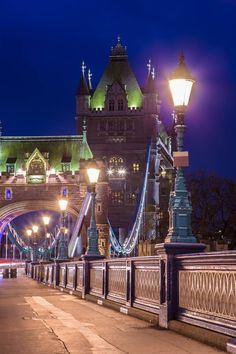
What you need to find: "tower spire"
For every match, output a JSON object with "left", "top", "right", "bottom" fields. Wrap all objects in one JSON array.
[
  {"left": 110, "top": 36, "right": 128, "bottom": 59},
  {"left": 81, "top": 61, "right": 86, "bottom": 75},
  {"left": 151, "top": 66, "right": 155, "bottom": 80},
  {"left": 77, "top": 61, "right": 89, "bottom": 95},
  {"left": 88, "top": 69, "right": 92, "bottom": 90},
  {"left": 147, "top": 59, "right": 151, "bottom": 76}
]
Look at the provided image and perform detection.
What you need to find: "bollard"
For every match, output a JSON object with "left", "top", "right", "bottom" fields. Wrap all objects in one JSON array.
[
  {"left": 10, "top": 268, "right": 17, "bottom": 278},
  {"left": 3, "top": 268, "right": 10, "bottom": 279}
]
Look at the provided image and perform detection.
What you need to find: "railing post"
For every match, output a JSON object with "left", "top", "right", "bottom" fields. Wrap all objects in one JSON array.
[
  {"left": 103, "top": 261, "right": 108, "bottom": 299},
  {"left": 53, "top": 260, "right": 60, "bottom": 287},
  {"left": 156, "top": 243, "right": 205, "bottom": 328},
  {"left": 82, "top": 260, "right": 90, "bottom": 299}
]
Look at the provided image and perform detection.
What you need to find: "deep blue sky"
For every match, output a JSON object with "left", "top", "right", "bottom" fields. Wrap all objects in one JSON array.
[{"left": 0, "top": 0, "right": 236, "bottom": 179}]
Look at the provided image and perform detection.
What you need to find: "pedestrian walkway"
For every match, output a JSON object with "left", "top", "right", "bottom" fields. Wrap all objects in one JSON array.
[{"left": 0, "top": 274, "right": 224, "bottom": 354}]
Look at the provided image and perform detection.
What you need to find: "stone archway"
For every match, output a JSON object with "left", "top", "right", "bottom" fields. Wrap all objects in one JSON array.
[{"left": 0, "top": 200, "right": 79, "bottom": 235}]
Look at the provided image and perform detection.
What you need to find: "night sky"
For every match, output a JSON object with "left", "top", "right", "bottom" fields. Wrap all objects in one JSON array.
[{"left": 0, "top": 0, "right": 236, "bottom": 180}]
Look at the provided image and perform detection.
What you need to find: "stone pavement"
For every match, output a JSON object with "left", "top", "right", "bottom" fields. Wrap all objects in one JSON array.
[{"left": 0, "top": 273, "right": 225, "bottom": 354}]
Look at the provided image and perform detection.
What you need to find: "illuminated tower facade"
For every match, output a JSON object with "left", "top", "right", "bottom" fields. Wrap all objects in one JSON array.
[{"left": 76, "top": 38, "right": 173, "bottom": 242}]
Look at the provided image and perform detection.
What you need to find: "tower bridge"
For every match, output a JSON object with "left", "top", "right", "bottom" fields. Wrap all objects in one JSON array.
[{"left": 0, "top": 38, "right": 235, "bottom": 354}]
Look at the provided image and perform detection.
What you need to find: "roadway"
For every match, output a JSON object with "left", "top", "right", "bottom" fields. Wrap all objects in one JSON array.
[{"left": 0, "top": 273, "right": 224, "bottom": 354}]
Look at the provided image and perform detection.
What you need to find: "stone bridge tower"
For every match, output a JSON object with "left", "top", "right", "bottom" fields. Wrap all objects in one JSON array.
[{"left": 0, "top": 135, "right": 109, "bottom": 256}]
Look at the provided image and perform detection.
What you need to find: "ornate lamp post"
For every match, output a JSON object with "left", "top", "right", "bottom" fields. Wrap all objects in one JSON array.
[
  {"left": 57, "top": 198, "right": 68, "bottom": 260},
  {"left": 26, "top": 229, "right": 33, "bottom": 261},
  {"left": 86, "top": 160, "right": 101, "bottom": 257},
  {"left": 165, "top": 52, "right": 197, "bottom": 243},
  {"left": 32, "top": 225, "right": 39, "bottom": 261},
  {"left": 42, "top": 216, "right": 50, "bottom": 261}
]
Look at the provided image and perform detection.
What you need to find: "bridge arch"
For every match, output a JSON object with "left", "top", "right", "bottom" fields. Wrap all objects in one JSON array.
[{"left": 0, "top": 200, "right": 79, "bottom": 234}]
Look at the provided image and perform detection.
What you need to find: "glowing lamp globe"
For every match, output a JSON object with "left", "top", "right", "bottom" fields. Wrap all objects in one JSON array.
[
  {"left": 42, "top": 216, "right": 50, "bottom": 226},
  {"left": 26, "top": 229, "right": 32, "bottom": 237},
  {"left": 87, "top": 160, "right": 100, "bottom": 184},
  {"left": 169, "top": 52, "right": 195, "bottom": 109},
  {"left": 32, "top": 225, "right": 39, "bottom": 234},
  {"left": 58, "top": 198, "right": 68, "bottom": 212}
]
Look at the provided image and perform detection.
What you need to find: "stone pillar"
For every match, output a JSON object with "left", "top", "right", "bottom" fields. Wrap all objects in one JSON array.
[
  {"left": 97, "top": 223, "right": 109, "bottom": 257},
  {"left": 155, "top": 242, "right": 205, "bottom": 328}
]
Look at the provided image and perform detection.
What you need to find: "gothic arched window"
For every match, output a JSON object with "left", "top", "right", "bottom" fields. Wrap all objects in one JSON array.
[
  {"left": 118, "top": 99, "right": 124, "bottom": 111},
  {"left": 109, "top": 99, "right": 115, "bottom": 111}
]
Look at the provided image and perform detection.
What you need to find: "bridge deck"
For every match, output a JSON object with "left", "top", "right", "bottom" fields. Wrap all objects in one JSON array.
[{"left": 0, "top": 274, "right": 223, "bottom": 354}]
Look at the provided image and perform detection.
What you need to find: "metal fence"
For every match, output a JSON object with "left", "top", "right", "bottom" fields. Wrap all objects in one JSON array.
[{"left": 26, "top": 249, "right": 236, "bottom": 337}]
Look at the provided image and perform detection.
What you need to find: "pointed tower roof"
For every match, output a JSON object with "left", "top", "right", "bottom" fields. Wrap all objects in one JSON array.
[
  {"left": 145, "top": 59, "right": 157, "bottom": 94},
  {"left": 77, "top": 61, "right": 90, "bottom": 96},
  {"left": 90, "top": 36, "right": 143, "bottom": 109}
]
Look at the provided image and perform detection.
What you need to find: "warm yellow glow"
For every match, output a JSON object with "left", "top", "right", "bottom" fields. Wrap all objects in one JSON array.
[
  {"left": 58, "top": 198, "right": 68, "bottom": 211},
  {"left": 46, "top": 233, "right": 50, "bottom": 238},
  {"left": 42, "top": 216, "right": 50, "bottom": 225},
  {"left": 87, "top": 167, "right": 100, "bottom": 184},
  {"left": 26, "top": 229, "right": 32, "bottom": 237},
  {"left": 169, "top": 79, "right": 193, "bottom": 107},
  {"left": 32, "top": 225, "right": 39, "bottom": 233},
  {"left": 118, "top": 168, "right": 126, "bottom": 175}
]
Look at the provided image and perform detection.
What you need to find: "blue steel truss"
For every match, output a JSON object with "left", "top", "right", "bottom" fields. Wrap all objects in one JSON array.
[{"left": 109, "top": 143, "right": 151, "bottom": 255}]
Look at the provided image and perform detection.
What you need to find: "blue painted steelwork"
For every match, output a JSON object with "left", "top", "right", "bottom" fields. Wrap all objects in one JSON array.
[
  {"left": 109, "top": 143, "right": 151, "bottom": 255},
  {"left": 166, "top": 112, "right": 196, "bottom": 243},
  {"left": 68, "top": 192, "right": 91, "bottom": 257}
]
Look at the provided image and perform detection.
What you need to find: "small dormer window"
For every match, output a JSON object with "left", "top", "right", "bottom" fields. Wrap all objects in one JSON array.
[
  {"left": 61, "top": 156, "right": 71, "bottom": 172},
  {"left": 6, "top": 158, "right": 17, "bottom": 173},
  {"left": 118, "top": 99, "right": 124, "bottom": 111},
  {"left": 109, "top": 99, "right": 115, "bottom": 111}
]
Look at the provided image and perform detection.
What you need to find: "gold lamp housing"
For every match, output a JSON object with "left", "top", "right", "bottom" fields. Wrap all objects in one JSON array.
[
  {"left": 58, "top": 198, "right": 68, "bottom": 212},
  {"left": 42, "top": 216, "right": 50, "bottom": 226},
  {"left": 87, "top": 160, "right": 100, "bottom": 185},
  {"left": 169, "top": 52, "right": 195, "bottom": 110}
]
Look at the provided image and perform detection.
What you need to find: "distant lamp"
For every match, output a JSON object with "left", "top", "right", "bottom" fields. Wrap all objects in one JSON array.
[
  {"left": 32, "top": 225, "right": 39, "bottom": 234},
  {"left": 26, "top": 229, "right": 32, "bottom": 237},
  {"left": 57, "top": 197, "right": 68, "bottom": 260},
  {"left": 42, "top": 216, "right": 50, "bottom": 226},
  {"left": 58, "top": 198, "right": 68, "bottom": 212},
  {"left": 87, "top": 160, "right": 100, "bottom": 184},
  {"left": 168, "top": 52, "right": 195, "bottom": 110},
  {"left": 85, "top": 159, "right": 101, "bottom": 257},
  {"left": 107, "top": 169, "right": 113, "bottom": 176}
]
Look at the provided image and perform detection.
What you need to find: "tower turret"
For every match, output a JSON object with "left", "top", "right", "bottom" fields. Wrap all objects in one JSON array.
[
  {"left": 143, "top": 59, "right": 160, "bottom": 114},
  {"left": 76, "top": 61, "right": 91, "bottom": 133}
]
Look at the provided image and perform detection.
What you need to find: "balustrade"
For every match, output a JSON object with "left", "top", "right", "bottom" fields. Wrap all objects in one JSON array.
[{"left": 29, "top": 250, "right": 236, "bottom": 337}]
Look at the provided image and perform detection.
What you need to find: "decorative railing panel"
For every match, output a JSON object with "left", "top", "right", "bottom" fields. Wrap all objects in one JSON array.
[
  {"left": 176, "top": 251, "right": 236, "bottom": 337},
  {"left": 89, "top": 263, "right": 103, "bottom": 296},
  {"left": 133, "top": 260, "right": 160, "bottom": 313},
  {"left": 76, "top": 264, "right": 83, "bottom": 290},
  {"left": 59, "top": 264, "right": 66, "bottom": 287},
  {"left": 43, "top": 265, "right": 48, "bottom": 283},
  {"left": 66, "top": 265, "right": 75, "bottom": 290},
  {"left": 179, "top": 270, "right": 236, "bottom": 320},
  {"left": 107, "top": 263, "right": 126, "bottom": 302},
  {"left": 48, "top": 265, "right": 53, "bottom": 285}
]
